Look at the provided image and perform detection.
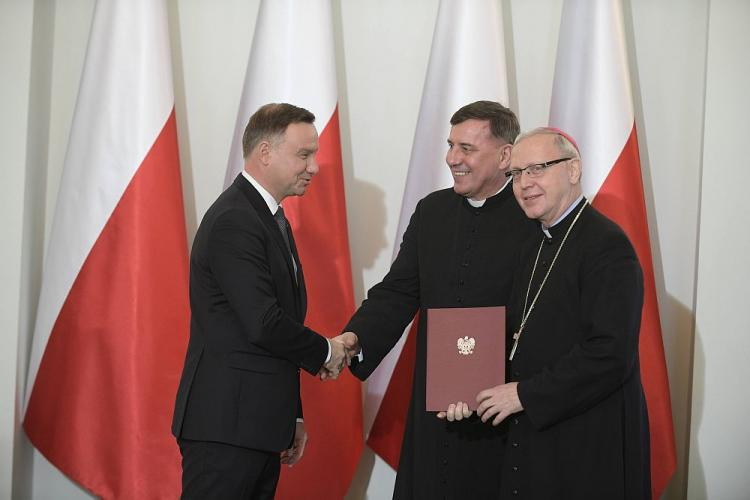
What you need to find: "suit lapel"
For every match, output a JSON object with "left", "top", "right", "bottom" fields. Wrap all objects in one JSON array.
[
  {"left": 233, "top": 175, "right": 306, "bottom": 317},
  {"left": 233, "top": 175, "right": 298, "bottom": 286}
]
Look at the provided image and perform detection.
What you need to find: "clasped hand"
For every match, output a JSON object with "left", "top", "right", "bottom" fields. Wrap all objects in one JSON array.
[{"left": 318, "top": 331, "right": 359, "bottom": 381}]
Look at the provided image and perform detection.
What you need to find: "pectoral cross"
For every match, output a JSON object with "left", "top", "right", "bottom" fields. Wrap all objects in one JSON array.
[{"left": 509, "top": 332, "right": 520, "bottom": 361}]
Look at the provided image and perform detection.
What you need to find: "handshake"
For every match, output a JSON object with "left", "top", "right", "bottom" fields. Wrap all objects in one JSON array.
[{"left": 319, "top": 331, "right": 359, "bottom": 381}]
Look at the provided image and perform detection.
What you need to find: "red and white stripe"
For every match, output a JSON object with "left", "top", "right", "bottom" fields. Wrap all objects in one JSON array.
[
  {"left": 549, "top": 0, "right": 676, "bottom": 496},
  {"left": 366, "top": 0, "right": 511, "bottom": 469},
  {"left": 224, "top": 1, "right": 363, "bottom": 497},
  {"left": 23, "top": 0, "right": 189, "bottom": 498}
]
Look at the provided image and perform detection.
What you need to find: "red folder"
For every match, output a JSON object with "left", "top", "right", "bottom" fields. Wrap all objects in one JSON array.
[{"left": 425, "top": 306, "right": 505, "bottom": 411}]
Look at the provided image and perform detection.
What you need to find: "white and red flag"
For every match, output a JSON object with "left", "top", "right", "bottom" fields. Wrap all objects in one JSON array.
[
  {"left": 223, "top": 0, "right": 363, "bottom": 497},
  {"left": 549, "top": 0, "right": 676, "bottom": 496},
  {"left": 365, "top": 0, "right": 511, "bottom": 469},
  {"left": 23, "top": 0, "right": 189, "bottom": 498}
]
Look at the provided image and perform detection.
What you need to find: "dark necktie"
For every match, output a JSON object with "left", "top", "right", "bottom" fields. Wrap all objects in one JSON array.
[{"left": 274, "top": 206, "right": 298, "bottom": 279}]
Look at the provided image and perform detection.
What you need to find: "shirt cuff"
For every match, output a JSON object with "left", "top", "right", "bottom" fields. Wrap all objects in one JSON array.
[{"left": 324, "top": 338, "right": 332, "bottom": 364}]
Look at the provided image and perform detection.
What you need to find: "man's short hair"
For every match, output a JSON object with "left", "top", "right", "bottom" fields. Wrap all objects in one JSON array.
[
  {"left": 450, "top": 100, "right": 520, "bottom": 145},
  {"left": 242, "top": 103, "right": 316, "bottom": 158}
]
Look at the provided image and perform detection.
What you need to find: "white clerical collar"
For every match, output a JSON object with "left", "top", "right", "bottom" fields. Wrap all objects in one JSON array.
[
  {"left": 467, "top": 178, "right": 511, "bottom": 208},
  {"left": 242, "top": 170, "right": 279, "bottom": 215},
  {"left": 542, "top": 194, "right": 584, "bottom": 238}
]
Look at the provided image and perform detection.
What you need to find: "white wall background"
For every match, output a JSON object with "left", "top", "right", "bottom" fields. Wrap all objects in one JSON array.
[{"left": 1, "top": 0, "right": 747, "bottom": 498}]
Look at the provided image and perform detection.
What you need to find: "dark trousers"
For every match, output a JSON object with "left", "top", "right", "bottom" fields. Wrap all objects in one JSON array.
[{"left": 178, "top": 438, "right": 280, "bottom": 499}]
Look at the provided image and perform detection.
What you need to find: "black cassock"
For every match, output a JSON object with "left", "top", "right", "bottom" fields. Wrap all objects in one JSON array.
[
  {"left": 504, "top": 198, "right": 651, "bottom": 499},
  {"left": 346, "top": 185, "right": 536, "bottom": 499}
]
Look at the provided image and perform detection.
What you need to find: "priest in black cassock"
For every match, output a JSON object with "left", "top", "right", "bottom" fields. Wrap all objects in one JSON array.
[
  {"left": 447, "top": 127, "right": 651, "bottom": 499},
  {"left": 339, "top": 101, "right": 537, "bottom": 499}
]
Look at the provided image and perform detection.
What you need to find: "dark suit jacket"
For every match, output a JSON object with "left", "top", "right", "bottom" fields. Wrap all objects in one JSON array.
[{"left": 172, "top": 174, "right": 328, "bottom": 453}]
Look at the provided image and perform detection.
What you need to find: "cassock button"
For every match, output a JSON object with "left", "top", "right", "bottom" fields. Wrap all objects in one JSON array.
[
  {"left": 512, "top": 466, "right": 519, "bottom": 472},
  {"left": 512, "top": 489, "right": 519, "bottom": 495},
  {"left": 442, "top": 459, "right": 449, "bottom": 465},
  {"left": 458, "top": 280, "right": 465, "bottom": 286},
  {"left": 513, "top": 418, "right": 519, "bottom": 425},
  {"left": 457, "top": 297, "right": 463, "bottom": 303},
  {"left": 471, "top": 227, "right": 477, "bottom": 233},
  {"left": 511, "top": 442, "right": 519, "bottom": 448},
  {"left": 443, "top": 441, "right": 449, "bottom": 448},
  {"left": 513, "top": 371, "right": 520, "bottom": 377},
  {"left": 461, "top": 261, "right": 469, "bottom": 267},
  {"left": 474, "top": 211, "right": 480, "bottom": 216},
  {"left": 465, "top": 243, "right": 471, "bottom": 249}
]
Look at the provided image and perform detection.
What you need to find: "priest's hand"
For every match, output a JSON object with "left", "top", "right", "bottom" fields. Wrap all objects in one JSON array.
[
  {"left": 436, "top": 402, "right": 473, "bottom": 421},
  {"left": 280, "top": 420, "right": 307, "bottom": 467},
  {"left": 476, "top": 382, "right": 523, "bottom": 426},
  {"left": 337, "top": 331, "right": 360, "bottom": 361}
]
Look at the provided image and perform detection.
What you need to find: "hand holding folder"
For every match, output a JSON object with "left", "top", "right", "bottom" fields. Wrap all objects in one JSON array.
[{"left": 425, "top": 306, "right": 505, "bottom": 411}]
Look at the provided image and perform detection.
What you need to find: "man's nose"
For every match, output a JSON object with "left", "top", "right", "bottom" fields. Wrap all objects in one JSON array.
[
  {"left": 308, "top": 157, "right": 320, "bottom": 175},
  {"left": 518, "top": 169, "right": 533, "bottom": 188},
  {"left": 446, "top": 148, "right": 461, "bottom": 166}
]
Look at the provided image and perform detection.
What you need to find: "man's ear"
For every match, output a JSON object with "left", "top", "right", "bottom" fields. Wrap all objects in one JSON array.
[
  {"left": 498, "top": 143, "right": 513, "bottom": 169},
  {"left": 568, "top": 158, "right": 582, "bottom": 184},
  {"left": 257, "top": 140, "right": 273, "bottom": 167}
]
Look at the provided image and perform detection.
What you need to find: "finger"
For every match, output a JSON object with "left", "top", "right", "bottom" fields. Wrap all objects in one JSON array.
[
  {"left": 476, "top": 399, "right": 490, "bottom": 417},
  {"left": 492, "top": 411, "right": 507, "bottom": 426},
  {"left": 461, "top": 402, "right": 472, "bottom": 418},
  {"left": 480, "top": 405, "right": 500, "bottom": 423},
  {"left": 293, "top": 447, "right": 304, "bottom": 464},
  {"left": 437, "top": 412, "right": 447, "bottom": 419},
  {"left": 454, "top": 402, "right": 465, "bottom": 421},
  {"left": 476, "top": 389, "right": 492, "bottom": 403},
  {"left": 446, "top": 403, "right": 456, "bottom": 422}
]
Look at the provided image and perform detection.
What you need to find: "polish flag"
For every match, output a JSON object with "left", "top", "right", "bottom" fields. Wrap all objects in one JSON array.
[
  {"left": 23, "top": 1, "right": 189, "bottom": 498},
  {"left": 223, "top": 1, "right": 363, "bottom": 497},
  {"left": 549, "top": 0, "right": 676, "bottom": 496},
  {"left": 366, "top": 0, "right": 511, "bottom": 468}
]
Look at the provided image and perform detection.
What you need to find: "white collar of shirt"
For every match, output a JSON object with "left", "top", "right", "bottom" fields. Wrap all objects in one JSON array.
[
  {"left": 467, "top": 178, "right": 511, "bottom": 208},
  {"left": 542, "top": 194, "right": 584, "bottom": 238},
  {"left": 242, "top": 170, "right": 280, "bottom": 215}
]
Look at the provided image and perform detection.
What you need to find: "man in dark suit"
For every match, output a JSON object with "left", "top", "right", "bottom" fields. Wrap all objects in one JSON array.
[{"left": 172, "top": 103, "right": 349, "bottom": 499}]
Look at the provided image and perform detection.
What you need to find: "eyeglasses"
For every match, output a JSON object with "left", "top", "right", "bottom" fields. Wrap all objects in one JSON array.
[{"left": 505, "top": 157, "right": 572, "bottom": 182}]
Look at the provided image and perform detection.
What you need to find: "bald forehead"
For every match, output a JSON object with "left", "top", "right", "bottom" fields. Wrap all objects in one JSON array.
[{"left": 511, "top": 134, "right": 559, "bottom": 166}]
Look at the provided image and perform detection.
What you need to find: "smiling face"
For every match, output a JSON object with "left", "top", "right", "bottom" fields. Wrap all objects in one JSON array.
[
  {"left": 511, "top": 133, "right": 582, "bottom": 226},
  {"left": 445, "top": 119, "right": 511, "bottom": 200},
  {"left": 264, "top": 122, "right": 320, "bottom": 201}
]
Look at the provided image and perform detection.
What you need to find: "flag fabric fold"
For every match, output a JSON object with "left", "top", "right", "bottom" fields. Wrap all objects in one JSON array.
[
  {"left": 366, "top": 0, "right": 511, "bottom": 467},
  {"left": 23, "top": 1, "right": 189, "bottom": 498},
  {"left": 224, "top": 1, "right": 363, "bottom": 497},
  {"left": 549, "top": 0, "right": 677, "bottom": 496}
]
